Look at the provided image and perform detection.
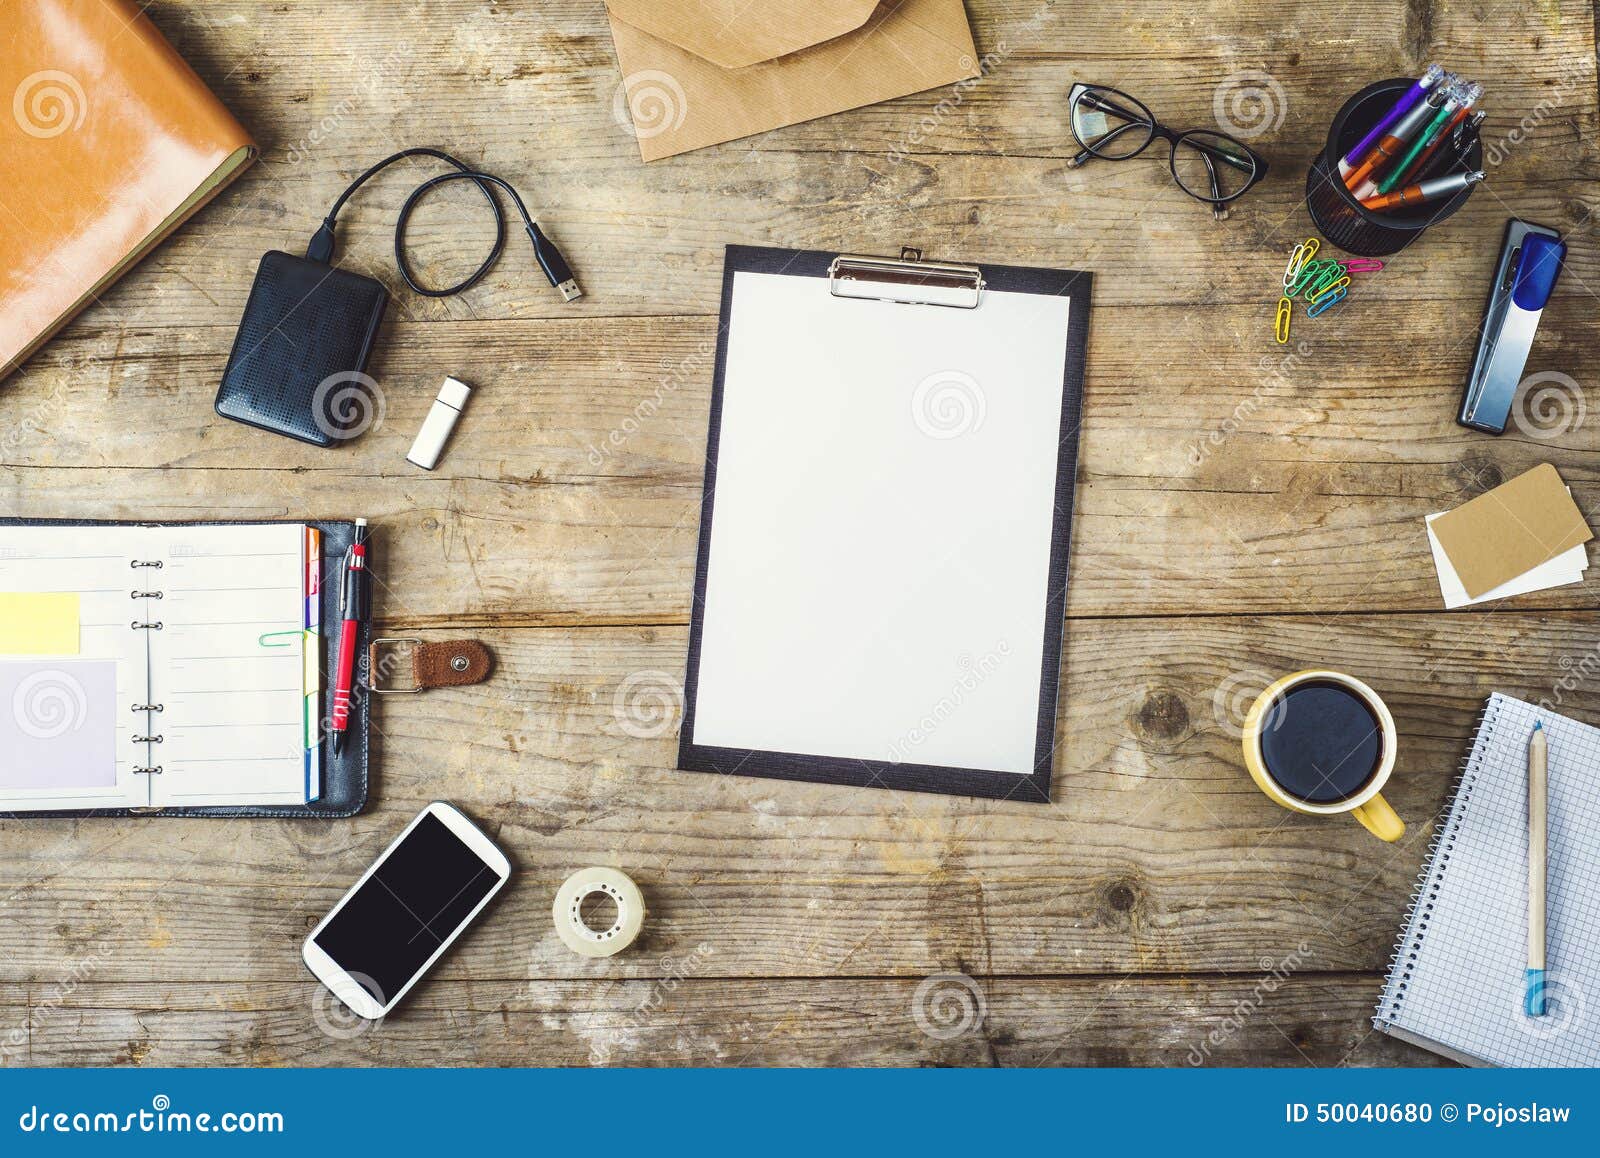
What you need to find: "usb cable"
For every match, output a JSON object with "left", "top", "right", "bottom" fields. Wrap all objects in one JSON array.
[{"left": 304, "top": 147, "right": 581, "bottom": 303}]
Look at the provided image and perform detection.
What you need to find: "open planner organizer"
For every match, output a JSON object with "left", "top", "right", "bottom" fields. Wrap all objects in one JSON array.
[
  {"left": 678, "top": 246, "right": 1091, "bottom": 801},
  {"left": 0, "top": 520, "right": 370, "bottom": 816}
]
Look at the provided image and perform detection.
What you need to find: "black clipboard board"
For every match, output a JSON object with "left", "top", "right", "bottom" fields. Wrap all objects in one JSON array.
[{"left": 678, "top": 245, "right": 1091, "bottom": 803}]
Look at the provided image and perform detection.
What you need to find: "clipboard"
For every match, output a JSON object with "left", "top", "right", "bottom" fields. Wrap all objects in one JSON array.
[{"left": 678, "top": 245, "right": 1092, "bottom": 802}]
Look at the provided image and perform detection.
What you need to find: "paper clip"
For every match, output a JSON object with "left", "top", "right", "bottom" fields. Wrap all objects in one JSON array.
[
  {"left": 1274, "top": 296, "right": 1292, "bottom": 343},
  {"left": 1289, "top": 260, "right": 1332, "bottom": 298},
  {"left": 1306, "top": 287, "right": 1346, "bottom": 317},
  {"left": 1309, "top": 275, "right": 1351, "bottom": 303},
  {"left": 1282, "top": 237, "right": 1320, "bottom": 290},
  {"left": 1343, "top": 258, "right": 1384, "bottom": 273},
  {"left": 1306, "top": 264, "right": 1347, "bottom": 298},
  {"left": 258, "top": 630, "right": 300, "bottom": 648}
]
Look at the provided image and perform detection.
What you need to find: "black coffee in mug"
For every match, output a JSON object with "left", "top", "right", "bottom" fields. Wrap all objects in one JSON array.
[{"left": 1258, "top": 679, "right": 1384, "bottom": 803}]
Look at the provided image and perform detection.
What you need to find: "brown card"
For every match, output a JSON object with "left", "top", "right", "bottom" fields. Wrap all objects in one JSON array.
[{"left": 1431, "top": 464, "right": 1593, "bottom": 598}]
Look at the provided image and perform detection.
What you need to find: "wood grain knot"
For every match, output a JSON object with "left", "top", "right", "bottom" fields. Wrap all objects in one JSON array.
[
  {"left": 1453, "top": 455, "right": 1503, "bottom": 496},
  {"left": 1135, "top": 690, "right": 1190, "bottom": 745},
  {"left": 1097, "top": 876, "right": 1148, "bottom": 929}
]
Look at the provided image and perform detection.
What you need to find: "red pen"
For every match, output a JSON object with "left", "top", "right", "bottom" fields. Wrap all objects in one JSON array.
[{"left": 330, "top": 517, "right": 368, "bottom": 757}]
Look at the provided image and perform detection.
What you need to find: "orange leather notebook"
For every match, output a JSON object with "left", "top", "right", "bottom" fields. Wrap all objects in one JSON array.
[{"left": 0, "top": 0, "right": 256, "bottom": 380}]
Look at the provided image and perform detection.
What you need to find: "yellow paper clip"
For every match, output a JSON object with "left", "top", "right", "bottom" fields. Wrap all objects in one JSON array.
[
  {"left": 1274, "top": 296, "right": 1292, "bottom": 343},
  {"left": 1308, "top": 275, "right": 1351, "bottom": 304},
  {"left": 1306, "top": 287, "right": 1346, "bottom": 317}
]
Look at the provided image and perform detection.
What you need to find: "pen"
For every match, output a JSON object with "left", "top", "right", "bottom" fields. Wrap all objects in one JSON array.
[
  {"left": 330, "top": 517, "right": 368, "bottom": 758},
  {"left": 1338, "top": 64, "right": 1445, "bottom": 177},
  {"left": 1344, "top": 86, "right": 1452, "bottom": 193},
  {"left": 1527, "top": 720, "right": 1547, "bottom": 1016},
  {"left": 1360, "top": 169, "right": 1483, "bottom": 212},
  {"left": 1415, "top": 109, "right": 1485, "bottom": 184},
  {"left": 1376, "top": 83, "right": 1479, "bottom": 195}
]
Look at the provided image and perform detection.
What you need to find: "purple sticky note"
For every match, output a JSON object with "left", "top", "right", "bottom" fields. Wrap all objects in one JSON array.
[{"left": 0, "top": 660, "right": 117, "bottom": 789}]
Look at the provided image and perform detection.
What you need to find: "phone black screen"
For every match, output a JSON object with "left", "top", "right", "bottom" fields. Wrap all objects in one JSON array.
[{"left": 313, "top": 812, "right": 501, "bottom": 1006}]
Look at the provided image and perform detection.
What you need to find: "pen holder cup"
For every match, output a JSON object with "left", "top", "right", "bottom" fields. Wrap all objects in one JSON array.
[{"left": 1306, "top": 78, "right": 1482, "bottom": 257}]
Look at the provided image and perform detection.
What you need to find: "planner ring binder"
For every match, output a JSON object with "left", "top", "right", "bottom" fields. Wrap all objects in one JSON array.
[
  {"left": 828, "top": 247, "right": 986, "bottom": 309},
  {"left": 1, "top": 517, "right": 370, "bottom": 818}
]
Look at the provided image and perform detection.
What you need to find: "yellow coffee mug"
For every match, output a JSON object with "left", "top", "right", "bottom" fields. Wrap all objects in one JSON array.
[{"left": 1241, "top": 670, "right": 1405, "bottom": 842}]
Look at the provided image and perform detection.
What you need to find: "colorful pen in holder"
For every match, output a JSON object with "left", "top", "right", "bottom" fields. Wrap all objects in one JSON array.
[{"left": 1306, "top": 77, "right": 1483, "bottom": 256}]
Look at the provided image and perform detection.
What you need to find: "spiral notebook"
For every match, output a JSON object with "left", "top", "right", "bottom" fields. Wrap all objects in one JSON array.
[
  {"left": 1374, "top": 694, "right": 1600, "bottom": 1066},
  {"left": 0, "top": 520, "right": 370, "bottom": 817}
]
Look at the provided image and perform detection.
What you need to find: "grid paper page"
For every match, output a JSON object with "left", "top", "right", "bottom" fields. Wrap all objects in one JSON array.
[{"left": 1376, "top": 694, "right": 1600, "bottom": 1066}]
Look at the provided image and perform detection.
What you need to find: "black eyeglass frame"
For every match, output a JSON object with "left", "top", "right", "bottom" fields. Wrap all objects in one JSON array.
[{"left": 1067, "top": 83, "right": 1268, "bottom": 213}]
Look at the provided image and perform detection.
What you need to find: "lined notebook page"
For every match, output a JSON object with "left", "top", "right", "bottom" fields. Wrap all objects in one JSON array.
[
  {"left": 1376, "top": 694, "right": 1600, "bottom": 1066},
  {"left": 0, "top": 526, "right": 151, "bottom": 810},
  {"left": 148, "top": 524, "right": 308, "bottom": 807}
]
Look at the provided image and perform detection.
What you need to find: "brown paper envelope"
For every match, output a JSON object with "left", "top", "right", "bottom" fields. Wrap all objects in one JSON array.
[
  {"left": 606, "top": 0, "right": 980, "bottom": 161},
  {"left": 1430, "top": 464, "right": 1593, "bottom": 598}
]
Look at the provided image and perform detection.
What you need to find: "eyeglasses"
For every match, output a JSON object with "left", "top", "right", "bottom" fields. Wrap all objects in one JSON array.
[{"left": 1066, "top": 83, "right": 1267, "bottom": 220}]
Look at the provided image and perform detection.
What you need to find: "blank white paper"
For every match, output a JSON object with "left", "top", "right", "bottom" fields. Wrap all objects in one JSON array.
[
  {"left": 1426, "top": 511, "right": 1587, "bottom": 608},
  {"left": 690, "top": 271, "right": 1073, "bottom": 775}
]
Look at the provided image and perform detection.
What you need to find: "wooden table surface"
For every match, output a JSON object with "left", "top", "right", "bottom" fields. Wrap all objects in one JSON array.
[{"left": 3, "top": 0, "right": 1597, "bottom": 1067}]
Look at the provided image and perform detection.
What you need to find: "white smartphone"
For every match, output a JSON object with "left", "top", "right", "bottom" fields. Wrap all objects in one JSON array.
[{"left": 302, "top": 801, "right": 511, "bottom": 1019}]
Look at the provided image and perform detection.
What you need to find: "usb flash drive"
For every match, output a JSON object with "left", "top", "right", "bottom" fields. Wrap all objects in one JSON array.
[{"left": 407, "top": 376, "right": 471, "bottom": 470}]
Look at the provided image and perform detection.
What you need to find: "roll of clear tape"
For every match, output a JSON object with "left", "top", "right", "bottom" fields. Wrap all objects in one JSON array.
[{"left": 553, "top": 867, "right": 645, "bottom": 958}]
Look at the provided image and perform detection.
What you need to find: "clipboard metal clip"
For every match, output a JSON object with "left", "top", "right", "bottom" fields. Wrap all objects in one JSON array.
[{"left": 828, "top": 247, "right": 985, "bottom": 309}]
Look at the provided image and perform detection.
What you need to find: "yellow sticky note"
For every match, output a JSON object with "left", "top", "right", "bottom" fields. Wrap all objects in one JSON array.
[
  {"left": 303, "top": 630, "right": 321, "bottom": 694},
  {"left": 0, "top": 593, "right": 80, "bottom": 655}
]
